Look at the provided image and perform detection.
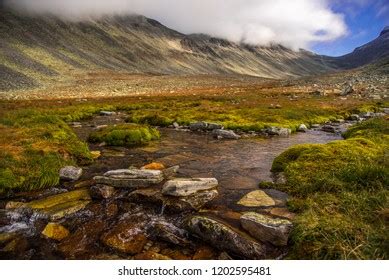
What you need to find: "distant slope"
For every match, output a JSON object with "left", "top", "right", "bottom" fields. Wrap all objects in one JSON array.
[
  {"left": 0, "top": 10, "right": 337, "bottom": 91},
  {"left": 335, "top": 26, "right": 389, "bottom": 69}
]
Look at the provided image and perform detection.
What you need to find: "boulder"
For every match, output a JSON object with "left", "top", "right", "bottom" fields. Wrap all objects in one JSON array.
[
  {"left": 42, "top": 223, "right": 70, "bottom": 241},
  {"left": 341, "top": 84, "right": 354, "bottom": 96},
  {"left": 59, "top": 166, "right": 83, "bottom": 181},
  {"left": 101, "top": 221, "right": 148, "bottom": 255},
  {"left": 162, "top": 178, "right": 218, "bottom": 197},
  {"left": 237, "top": 190, "right": 276, "bottom": 207},
  {"left": 187, "top": 216, "right": 266, "bottom": 259},
  {"left": 207, "top": 123, "right": 224, "bottom": 130},
  {"left": 94, "top": 169, "right": 163, "bottom": 189},
  {"left": 189, "top": 122, "right": 208, "bottom": 131},
  {"left": 297, "top": 124, "right": 308, "bottom": 132},
  {"left": 240, "top": 212, "right": 293, "bottom": 246},
  {"left": 129, "top": 188, "right": 218, "bottom": 213},
  {"left": 212, "top": 129, "right": 241, "bottom": 140},
  {"left": 90, "top": 185, "right": 116, "bottom": 200},
  {"left": 348, "top": 114, "right": 361, "bottom": 121},
  {"left": 266, "top": 127, "right": 291, "bottom": 137}
]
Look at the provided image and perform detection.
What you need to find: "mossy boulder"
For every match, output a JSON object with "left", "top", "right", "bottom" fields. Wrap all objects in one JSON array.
[{"left": 88, "top": 124, "right": 160, "bottom": 147}]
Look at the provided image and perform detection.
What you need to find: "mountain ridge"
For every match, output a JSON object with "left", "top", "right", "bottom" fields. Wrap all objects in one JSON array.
[
  {"left": 0, "top": 10, "right": 338, "bottom": 91},
  {"left": 0, "top": 10, "right": 388, "bottom": 92}
]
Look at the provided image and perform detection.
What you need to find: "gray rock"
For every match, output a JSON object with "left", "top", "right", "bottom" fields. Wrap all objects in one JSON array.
[
  {"left": 162, "top": 178, "right": 218, "bottom": 197},
  {"left": 173, "top": 122, "right": 180, "bottom": 129},
  {"left": 187, "top": 216, "right": 266, "bottom": 259},
  {"left": 297, "top": 124, "right": 308, "bottom": 132},
  {"left": 162, "top": 165, "right": 180, "bottom": 179},
  {"left": 189, "top": 122, "right": 208, "bottom": 131},
  {"left": 240, "top": 212, "right": 293, "bottom": 247},
  {"left": 321, "top": 125, "right": 337, "bottom": 133},
  {"left": 100, "top": 111, "right": 115, "bottom": 116},
  {"left": 212, "top": 129, "right": 241, "bottom": 140},
  {"left": 311, "top": 124, "right": 320, "bottom": 129},
  {"left": 348, "top": 114, "right": 361, "bottom": 121},
  {"left": 59, "top": 166, "right": 83, "bottom": 181},
  {"left": 266, "top": 127, "right": 291, "bottom": 137},
  {"left": 94, "top": 169, "right": 163, "bottom": 189},
  {"left": 341, "top": 84, "right": 354, "bottom": 96},
  {"left": 207, "top": 123, "right": 224, "bottom": 130}
]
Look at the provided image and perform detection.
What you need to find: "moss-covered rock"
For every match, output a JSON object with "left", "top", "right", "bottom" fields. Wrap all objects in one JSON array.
[{"left": 88, "top": 124, "right": 160, "bottom": 147}]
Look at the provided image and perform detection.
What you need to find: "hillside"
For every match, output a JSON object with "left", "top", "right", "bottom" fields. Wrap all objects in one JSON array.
[
  {"left": 335, "top": 26, "right": 389, "bottom": 69},
  {"left": 0, "top": 10, "right": 337, "bottom": 91}
]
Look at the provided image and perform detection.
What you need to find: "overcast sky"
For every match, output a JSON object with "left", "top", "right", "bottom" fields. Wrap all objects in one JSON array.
[{"left": 3, "top": 0, "right": 389, "bottom": 55}]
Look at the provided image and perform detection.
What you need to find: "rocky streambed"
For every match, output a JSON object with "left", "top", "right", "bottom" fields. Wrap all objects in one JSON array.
[{"left": 1, "top": 112, "right": 367, "bottom": 260}]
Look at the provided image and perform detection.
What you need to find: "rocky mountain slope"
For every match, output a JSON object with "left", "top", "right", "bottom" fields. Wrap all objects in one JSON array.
[
  {"left": 335, "top": 26, "right": 389, "bottom": 69},
  {"left": 0, "top": 9, "right": 337, "bottom": 91}
]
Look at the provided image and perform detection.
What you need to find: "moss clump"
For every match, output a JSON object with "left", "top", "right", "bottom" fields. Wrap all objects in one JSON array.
[
  {"left": 88, "top": 124, "right": 160, "bottom": 147},
  {"left": 272, "top": 117, "right": 389, "bottom": 259}
]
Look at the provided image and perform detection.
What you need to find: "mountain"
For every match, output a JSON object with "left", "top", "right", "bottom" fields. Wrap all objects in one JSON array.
[
  {"left": 334, "top": 26, "right": 389, "bottom": 69},
  {"left": 0, "top": 9, "right": 337, "bottom": 91}
]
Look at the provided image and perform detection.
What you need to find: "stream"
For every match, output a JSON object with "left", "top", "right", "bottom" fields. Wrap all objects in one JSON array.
[{"left": 0, "top": 113, "right": 342, "bottom": 260}]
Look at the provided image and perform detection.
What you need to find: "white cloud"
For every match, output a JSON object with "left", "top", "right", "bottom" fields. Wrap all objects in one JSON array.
[{"left": 4, "top": 0, "right": 348, "bottom": 49}]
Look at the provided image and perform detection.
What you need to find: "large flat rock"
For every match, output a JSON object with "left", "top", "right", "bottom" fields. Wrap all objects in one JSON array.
[{"left": 162, "top": 178, "right": 218, "bottom": 197}]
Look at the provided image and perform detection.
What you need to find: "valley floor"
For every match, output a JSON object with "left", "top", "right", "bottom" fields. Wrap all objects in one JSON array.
[{"left": 0, "top": 73, "right": 388, "bottom": 260}]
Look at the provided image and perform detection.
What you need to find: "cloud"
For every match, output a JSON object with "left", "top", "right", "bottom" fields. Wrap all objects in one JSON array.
[{"left": 4, "top": 0, "right": 348, "bottom": 49}]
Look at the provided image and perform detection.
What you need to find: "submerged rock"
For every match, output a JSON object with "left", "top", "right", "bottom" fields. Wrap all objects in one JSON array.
[
  {"left": 59, "top": 166, "right": 83, "bottom": 181},
  {"left": 101, "top": 221, "right": 148, "bottom": 255},
  {"left": 41, "top": 223, "right": 70, "bottom": 241},
  {"left": 237, "top": 190, "right": 276, "bottom": 207},
  {"left": 90, "top": 185, "right": 116, "bottom": 200},
  {"left": 240, "top": 212, "right": 293, "bottom": 247},
  {"left": 58, "top": 220, "right": 106, "bottom": 259},
  {"left": 187, "top": 216, "right": 266, "bottom": 259},
  {"left": 212, "top": 129, "right": 241, "bottom": 140},
  {"left": 94, "top": 169, "right": 163, "bottom": 189},
  {"left": 162, "top": 178, "right": 218, "bottom": 197}
]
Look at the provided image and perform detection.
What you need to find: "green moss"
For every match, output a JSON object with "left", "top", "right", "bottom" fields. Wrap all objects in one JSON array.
[
  {"left": 272, "top": 117, "right": 389, "bottom": 259},
  {"left": 88, "top": 124, "right": 160, "bottom": 147}
]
